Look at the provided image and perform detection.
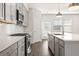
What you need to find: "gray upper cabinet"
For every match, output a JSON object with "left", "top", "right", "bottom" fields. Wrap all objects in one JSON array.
[
  {"left": 0, "top": 3, "right": 28, "bottom": 25},
  {"left": 0, "top": 3, "right": 4, "bottom": 20},
  {"left": 23, "top": 5, "right": 28, "bottom": 26},
  {"left": 0, "top": 38, "right": 25, "bottom": 56},
  {"left": 18, "top": 38, "right": 25, "bottom": 56},
  {"left": 10, "top": 3, "right": 16, "bottom": 21},
  {"left": 5, "top": 3, "right": 17, "bottom": 22},
  {"left": 5, "top": 3, "right": 11, "bottom": 20}
]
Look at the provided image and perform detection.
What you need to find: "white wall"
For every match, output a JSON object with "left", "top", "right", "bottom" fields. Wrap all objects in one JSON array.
[
  {"left": 25, "top": 8, "right": 41, "bottom": 44},
  {"left": 0, "top": 24, "right": 24, "bottom": 35},
  {"left": 24, "top": 8, "right": 33, "bottom": 33},
  {"left": 72, "top": 14, "right": 79, "bottom": 34},
  {"left": 24, "top": 8, "right": 34, "bottom": 44},
  {"left": 32, "top": 9, "right": 41, "bottom": 43}
]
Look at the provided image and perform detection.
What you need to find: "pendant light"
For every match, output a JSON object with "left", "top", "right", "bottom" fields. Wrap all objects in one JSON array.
[
  {"left": 68, "top": 3, "right": 79, "bottom": 11},
  {"left": 56, "top": 9, "right": 62, "bottom": 17}
]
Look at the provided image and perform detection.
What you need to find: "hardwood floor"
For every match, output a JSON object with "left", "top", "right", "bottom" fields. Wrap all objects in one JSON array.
[{"left": 31, "top": 39, "right": 53, "bottom": 56}]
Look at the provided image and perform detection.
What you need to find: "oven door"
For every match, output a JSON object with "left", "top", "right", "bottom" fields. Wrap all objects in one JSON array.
[{"left": 27, "top": 38, "right": 31, "bottom": 55}]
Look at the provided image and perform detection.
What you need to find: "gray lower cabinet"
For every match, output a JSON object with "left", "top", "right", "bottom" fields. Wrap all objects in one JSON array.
[
  {"left": 55, "top": 38, "right": 64, "bottom": 56},
  {"left": 10, "top": 49, "right": 17, "bottom": 56},
  {"left": 18, "top": 38, "right": 25, "bottom": 56},
  {"left": 48, "top": 34, "right": 55, "bottom": 55},
  {"left": 51, "top": 36, "right": 55, "bottom": 55},
  {"left": 59, "top": 45, "right": 64, "bottom": 56},
  {"left": 18, "top": 44, "right": 25, "bottom": 56},
  {"left": 59, "top": 39, "right": 64, "bottom": 56},
  {"left": 48, "top": 34, "right": 79, "bottom": 56},
  {"left": 0, "top": 43, "right": 17, "bottom": 56},
  {"left": 48, "top": 34, "right": 51, "bottom": 49},
  {"left": 21, "top": 44, "right": 25, "bottom": 56},
  {"left": 48, "top": 34, "right": 64, "bottom": 56},
  {"left": 55, "top": 37, "right": 59, "bottom": 56},
  {"left": 0, "top": 38, "right": 25, "bottom": 56}
]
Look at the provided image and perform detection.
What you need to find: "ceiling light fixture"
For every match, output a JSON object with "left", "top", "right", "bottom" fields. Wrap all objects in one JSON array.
[
  {"left": 68, "top": 3, "right": 79, "bottom": 11},
  {"left": 56, "top": 9, "right": 62, "bottom": 17}
]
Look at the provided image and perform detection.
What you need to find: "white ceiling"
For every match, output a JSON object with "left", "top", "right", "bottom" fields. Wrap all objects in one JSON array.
[{"left": 28, "top": 3, "right": 79, "bottom": 14}]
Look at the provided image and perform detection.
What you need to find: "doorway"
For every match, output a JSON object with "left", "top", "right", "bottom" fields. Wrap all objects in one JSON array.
[{"left": 41, "top": 22, "right": 52, "bottom": 40}]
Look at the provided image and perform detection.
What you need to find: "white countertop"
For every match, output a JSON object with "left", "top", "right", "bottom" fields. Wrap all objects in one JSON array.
[
  {"left": 0, "top": 34, "right": 24, "bottom": 52},
  {"left": 51, "top": 33, "right": 79, "bottom": 41}
]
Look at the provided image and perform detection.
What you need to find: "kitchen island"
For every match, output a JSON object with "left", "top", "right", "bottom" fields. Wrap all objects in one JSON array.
[{"left": 48, "top": 33, "right": 79, "bottom": 56}]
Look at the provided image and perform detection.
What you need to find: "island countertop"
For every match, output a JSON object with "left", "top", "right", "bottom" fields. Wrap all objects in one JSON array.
[
  {"left": 49, "top": 33, "right": 79, "bottom": 41},
  {"left": 0, "top": 33, "right": 24, "bottom": 52}
]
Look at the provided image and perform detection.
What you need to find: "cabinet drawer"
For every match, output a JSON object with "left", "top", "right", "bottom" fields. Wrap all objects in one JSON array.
[
  {"left": 18, "top": 43, "right": 25, "bottom": 56},
  {"left": 59, "top": 39, "right": 64, "bottom": 47},
  {"left": 10, "top": 49, "right": 17, "bottom": 56},
  {"left": 0, "top": 43, "right": 17, "bottom": 56},
  {"left": 18, "top": 38, "right": 25, "bottom": 46}
]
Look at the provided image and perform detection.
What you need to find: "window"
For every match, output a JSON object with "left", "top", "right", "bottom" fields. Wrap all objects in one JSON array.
[
  {"left": 52, "top": 19, "right": 72, "bottom": 34},
  {"left": 52, "top": 19, "right": 63, "bottom": 34},
  {"left": 41, "top": 22, "right": 52, "bottom": 39},
  {"left": 63, "top": 19, "right": 72, "bottom": 33}
]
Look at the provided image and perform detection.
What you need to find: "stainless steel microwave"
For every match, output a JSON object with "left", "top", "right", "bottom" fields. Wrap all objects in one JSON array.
[{"left": 16, "top": 9, "right": 24, "bottom": 25}]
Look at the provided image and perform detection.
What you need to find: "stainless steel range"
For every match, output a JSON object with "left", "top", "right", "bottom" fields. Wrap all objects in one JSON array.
[{"left": 10, "top": 33, "right": 31, "bottom": 56}]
